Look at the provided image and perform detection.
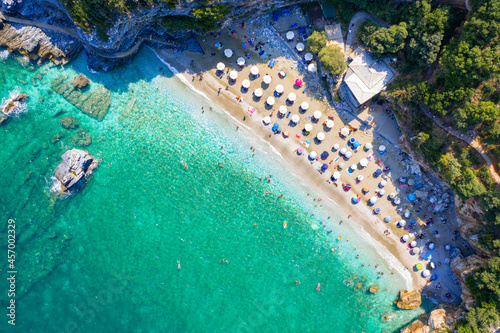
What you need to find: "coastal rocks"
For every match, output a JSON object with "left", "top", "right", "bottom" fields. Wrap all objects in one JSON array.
[
  {"left": 400, "top": 305, "right": 462, "bottom": 333},
  {"left": 396, "top": 290, "right": 422, "bottom": 309},
  {"left": 54, "top": 149, "right": 98, "bottom": 193},
  {"left": 59, "top": 116, "right": 79, "bottom": 129},
  {"left": 450, "top": 254, "right": 487, "bottom": 309},
  {"left": 369, "top": 285, "right": 380, "bottom": 294},
  {"left": 72, "top": 74, "right": 90, "bottom": 89},
  {"left": 70, "top": 128, "right": 92, "bottom": 147},
  {"left": 51, "top": 75, "right": 111, "bottom": 121},
  {"left": 2, "top": 92, "right": 28, "bottom": 115}
]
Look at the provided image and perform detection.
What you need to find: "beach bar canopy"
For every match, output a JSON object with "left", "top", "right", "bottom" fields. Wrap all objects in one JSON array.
[
  {"left": 224, "top": 49, "right": 233, "bottom": 58},
  {"left": 242, "top": 79, "right": 250, "bottom": 88},
  {"left": 304, "top": 123, "right": 313, "bottom": 132},
  {"left": 287, "top": 93, "right": 297, "bottom": 102},
  {"left": 263, "top": 116, "right": 271, "bottom": 125},
  {"left": 286, "top": 31, "right": 295, "bottom": 40},
  {"left": 326, "top": 120, "right": 334, "bottom": 128},
  {"left": 237, "top": 57, "right": 245, "bottom": 66},
  {"left": 263, "top": 75, "right": 272, "bottom": 84},
  {"left": 266, "top": 96, "right": 275, "bottom": 106},
  {"left": 309, "top": 151, "right": 317, "bottom": 160},
  {"left": 279, "top": 105, "right": 287, "bottom": 115},
  {"left": 229, "top": 71, "right": 238, "bottom": 80},
  {"left": 296, "top": 43, "right": 305, "bottom": 52},
  {"left": 304, "top": 52, "right": 313, "bottom": 62},
  {"left": 340, "top": 127, "right": 350, "bottom": 136},
  {"left": 369, "top": 196, "right": 378, "bottom": 205},
  {"left": 333, "top": 143, "right": 340, "bottom": 151},
  {"left": 359, "top": 158, "right": 368, "bottom": 167},
  {"left": 295, "top": 78, "right": 303, "bottom": 86},
  {"left": 308, "top": 63, "right": 317, "bottom": 73},
  {"left": 250, "top": 66, "right": 259, "bottom": 76},
  {"left": 313, "top": 110, "right": 322, "bottom": 119},
  {"left": 291, "top": 115, "right": 300, "bottom": 123},
  {"left": 316, "top": 132, "right": 325, "bottom": 141},
  {"left": 254, "top": 88, "right": 263, "bottom": 97},
  {"left": 332, "top": 171, "right": 340, "bottom": 180},
  {"left": 339, "top": 147, "right": 347, "bottom": 155},
  {"left": 216, "top": 62, "right": 225, "bottom": 71},
  {"left": 301, "top": 101, "right": 309, "bottom": 110},
  {"left": 275, "top": 85, "right": 284, "bottom": 93}
]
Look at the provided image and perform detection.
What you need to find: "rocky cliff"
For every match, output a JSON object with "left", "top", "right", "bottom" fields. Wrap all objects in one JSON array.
[{"left": 400, "top": 305, "right": 464, "bottom": 333}]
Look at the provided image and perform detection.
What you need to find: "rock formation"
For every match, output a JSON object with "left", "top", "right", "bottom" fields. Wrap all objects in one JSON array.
[
  {"left": 369, "top": 285, "right": 379, "bottom": 294},
  {"left": 396, "top": 290, "right": 422, "bottom": 309},
  {"left": 400, "top": 305, "right": 463, "bottom": 333},
  {"left": 54, "top": 149, "right": 98, "bottom": 193},
  {"left": 450, "top": 254, "right": 487, "bottom": 309},
  {"left": 2, "top": 92, "right": 28, "bottom": 115},
  {"left": 72, "top": 74, "right": 90, "bottom": 89},
  {"left": 59, "top": 116, "right": 79, "bottom": 129}
]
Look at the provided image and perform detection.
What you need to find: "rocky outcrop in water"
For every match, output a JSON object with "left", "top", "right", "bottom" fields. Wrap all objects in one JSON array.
[
  {"left": 54, "top": 149, "right": 98, "bottom": 193},
  {"left": 59, "top": 116, "right": 79, "bottom": 129},
  {"left": 51, "top": 75, "right": 111, "bottom": 121},
  {"left": 72, "top": 74, "right": 89, "bottom": 89},
  {"left": 396, "top": 290, "right": 422, "bottom": 309},
  {"left": 2, "top": 92, "right": 28, "bottom": 115}
]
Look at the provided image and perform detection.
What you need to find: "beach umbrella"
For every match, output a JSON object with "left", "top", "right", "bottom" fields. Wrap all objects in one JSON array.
[
  {"left": 445, "top": 244, "right": 451, "bottom": 251},
  {"left": 266, "top": 96, "right": 275, "bottom": 106},
  {"left": 301, "top": 101, "right": 309, "bottom": 110},
  {"left": 407, "top": 193, "right": 417, "bottom": 201},
  {"left": 309, "top": 151, "right": 317, "bottom": 160},
  {"left": 287, "top": 93, "right": 297, "bottom": 102},
  {"left": 394, "top": 198, "right": 401, "bottom": 205},
  {"left": 316, "top": 132, "right": 325, "bottom": 141},
  {"left": 262, "top": 116, "right": 271, "bottom": 125},
  {"left": 349, "top": 138, "right": 356, "bottom": 144},
  {"left": 237, "top": 57, "right": 245, "bottom": 66},
  {"left": 422, "top": 270, "right": 431, "bottom": 278},
  {"left": 321, "top": 151, "right": 329, "bottom": 159},
  {"left": 307, "top": 63, "right": 317, "bottom": 73},
  {"left": 365, "top": 142, "right": 372, "bottom": 150},
  {"left": 431, "top": 274, "right": 437, "bottom": 281},
  {"left": 263, "top": 75, "right": 272, "bottom": 84},
  {"left": 429, "top": 262, "right": 436, "bottom": 269},
  {"left": 229, "top": 70, "right": 238, "bottom": 80},
  {"left": 397, "top": 219, "right": 406, "bottom": 227},
  {"left": 352, "top": 195, "right": 360, "bottom": 204},
  {"left": 416, "top": 263, "right": 423, "bottom": 270},
  {"left": 410, "top": 241, "right": 417, "bottom": 248},
  {"left": 404, "top": 211, "right": 411, "bottom": 219},
  {"left": 275, "top": 85, "right": 284, "bottom": 93},
  {"left": 357, "top": 175, "right": 364, "bottom": 182},
  {"left": 378, "top": 189, "right": 386, "bottom": 197},
  {"left": 384, "top": 216, "right": 392, "bottom": 222},
  {"left": 412, "top": 247, "right": 421, "bottom": 255},
  {"left": 362, "top": 186, "right": 370, "bottom": 193},
  {"left": 224, "top": 49, "right": 233, "bottom": 58},
  {"left": 360, "top": 158, "right": 368, "bottom": 167},
  {"left": 338, "top": 163, "right": 344, "bottom": 170},
  {"left": 279, "top": 105, "right": 287, "bottom": 115},
  {"left": 333, "top": 143, "right": 340, "bottom": 151},
  {"left": 388, "top": 192, "right": 396, "bottom": 199},
  {"left": 369, "top": 196, "right": 378, "bottom": 205},
  {"left": 216, "top": 62, "right": 225, "bottom": 71},
  {"left": 340, "top": 147, "right": 347, "bottom": 155},
  {"left": 402, "top": 235, "right": 410, "bottom": 242},
  {"left": 350, "top": 164, "right": 357, "bottom": 171},
  {"left": 291, "top": 114, "right": 300, "bottom": 123},
  {"left": 340, "top": 127, "right": 350, "bottom": 136},
  {"left": 242, "top": 79, "right": 250, "bottom": 89},
  {"left": 313, "top": 110, "right": 322, "bottom": 119},
  {"left": 304, "top": 123, "right": 313, "bottom": 132},
  {"left": 379, "top": 145, "right": 386, "bottom": 152},
  {"left": 304, "top": 52, "right": 313, "bottom": 62},
  {"left": 297, "top": 148, "right": 303, "bottom": 155},
  {"left": 295, "top": 78, "right": 303, "bottom": 86},
  {"left": 373, "top": 207, "right": 381, "bottom": 214},
  {"left": 286, "top": 31, "right": 295, "bottom": 40},
  {"left": 254, "top": 88, "right": 263, "bottom": 97},
  {"left": 332, "top": 171, "right": 340, "bottom": 180},
  {"left": 250, "top": 66, "right": 259, "bottom": 76},
  {"left": 379, "top": 180, "right": 387, "bottom": 188},
  {"left": 296, "top": 43, "right": 305, "bottom": 52},
  {"left": 326, "top": 120, "right": 334, "bottom": 128},
  {"left": 374, "top": 169, "right": 383, "bottom": 176},
  {"left": 408, "top": 179, "right": 415, "bottom": 186},
  {"left": 345, "top": 151, "right": 352, "bottom": 159},
  {"left": 321, "top": 164, "right": 328, "bottom": 171},
  {"left": 428, "top": 243, "right": 435, "bottom": 250}
]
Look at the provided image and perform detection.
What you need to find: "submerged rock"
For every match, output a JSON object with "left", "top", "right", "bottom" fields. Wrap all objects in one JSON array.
[
  {"left": 369, "top": 285, "right": 379, "bottom": 294},
  {"left": 2, "top": 92, "right": 28, "bottom": 115},
  {"left": 396, "top": 290, "right": 421, "bottom": 309},
  {"left": 71, "top": 128, "right": 92, "bottom": 147},
  {"left": 50, "top": 133, "right": 64, "bottom": 144},
  {"left": 59, "top": 116, "right": 79, "bottom": 129},
  {"left": 54, "top": 149, "right": 98, "bottom": 193},
  {"left": 72, "top": 74, "right": 90, "bottom": 89}
]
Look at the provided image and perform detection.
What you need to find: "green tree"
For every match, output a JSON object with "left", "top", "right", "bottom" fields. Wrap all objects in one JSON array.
[
  {"left": 407, "top": 33, "right": 443, "bottom": 67},
  {"left": 318, "top": 45, "right": 347, "bottom": 74},
  {"left": 307, "top": 31, "right": 327, "bottom": 54},
  {"left": 454, "top": 167, "right": 486, "bottom": 199},
  {"left": 461, "top": 0, "right": 500, "bottom": 48},
  {"left": 481, "top": 191, "right": 500, "bottom": 225},
  {"left": 438, "top": 154, "right": 462, "bottom": 182},
  {"left": 457, "top": 307, "right": 500, "bottom": 333},
  {"left": 364, "top": 22, "right": 408, "bottom": 57}
]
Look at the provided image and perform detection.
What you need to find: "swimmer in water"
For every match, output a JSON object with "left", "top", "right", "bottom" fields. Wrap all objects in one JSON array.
[{"left": 177, "top": 260, "right": 181, "bottom": 269}]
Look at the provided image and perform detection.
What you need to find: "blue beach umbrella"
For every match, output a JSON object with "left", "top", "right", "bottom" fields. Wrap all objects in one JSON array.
[
  {"left": 373, "top": 207, "right": 381, "bottom": 214},
  {"left": 321, "top": 151, "right": 329, "bottom": 159},
  {"left": 352, "top": 141, "right": 361, "bottom": 149},
  {"left": 272, "top": 123, "right": 279, "bottom": 132},
  {"left": 407, "top": 193, "right": 417, "bottom": 201},
  {"left": 321, "top": 164, "right": 328, "bottom": 171},
  {"left": 374, "top": 169, "right": 383, "bottom": 176},
  {"left": 384, "top": 216, "right": 392, "bottom": 222}
]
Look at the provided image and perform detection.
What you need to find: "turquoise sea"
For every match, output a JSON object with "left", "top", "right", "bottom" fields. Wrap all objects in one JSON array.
[{"left": 0, "top": 47, "right": 430, "bottom": 332}]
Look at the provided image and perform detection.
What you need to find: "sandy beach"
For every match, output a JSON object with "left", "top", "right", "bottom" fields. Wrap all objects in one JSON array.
[{"left": 151, "top": 11, "right": 465, "bottom": 302}]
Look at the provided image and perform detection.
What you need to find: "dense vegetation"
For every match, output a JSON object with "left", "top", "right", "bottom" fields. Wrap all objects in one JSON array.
[{"left": 307, "top": 31, "right": 345, "bottom": 75}]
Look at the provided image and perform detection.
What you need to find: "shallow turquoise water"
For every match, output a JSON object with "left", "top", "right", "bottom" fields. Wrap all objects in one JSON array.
[{"left": 0, "top": 48, "right": 429, "bottom": 332}]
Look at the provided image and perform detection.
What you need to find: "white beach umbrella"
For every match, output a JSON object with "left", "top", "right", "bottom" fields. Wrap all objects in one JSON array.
[
  {"left": 242, "top": 79, "right": 250, "bottom": 88},
  {"left": 333, "top": 143, "right": 340, "bottom": 151},
  {"left": 350, "top": 164, "right": 357, "bottom": 171},
  {"left": 345, "top": 151, "right": 352, "bottom": 159},
  {"left": 359, "top": 158, "right": 368, "bottom": 167},
  {"left": 379, "top": 180, "right": 387, "bottom": 188},
  {"left": 304, "top": 123, "right": 313, "bottom": 132},
  {"left": 378, "top": 189, "right": 386, "bottom": 196},
  {"left": 286, "top": 31, "right": 295, "bottom": 40},
  {"left": 369, "top": 196, "right": 378, "bottom": 204},
  {"left": 263, "top": 116, "right": 271, "bottom": 125},
  {"left": 291, "top": 115, "right": 300, "bottom": 123},
  {"left": 275, "top": 85, "right": 284, "bottom": 93},
  {"left": 412, "top": 247, "right": 421, "bottom": 254},
  {"left": 316, "top": 132, "right": 325, "bottom": 141},
  {"left": 379, "top": 145, "right": 387, "bottom": 152},
  {"left": 301, "top": 101, "right": 309, "bottom": 110},
  {"left": 304, "top": 52, "right": 313, "bottom": 62},
  {"left": 402, "top": 235, "right": 410, "bottom": 242},
  {"left": 216, "top": 62, "right": 225, "bottom": 71},
  {"left": 296, "top": 42, "right": 305, "bottom": 52},
  {"left": 237, "top": 57, "right": 245, "bottom": 66},
  {"left": 404, "top": 211, "right": 411, "bottom": 219},
  {"left": 313, "top": 110, "right": 322, "bottom": 119},
  {"left": 332, "top": 171, "right": 340, "bottom": 180},
  {"left": 428, "top": 243, "right": 435, "bottom": 250},
  {"left": 224, "top": 49, "right": 233, "bottom": 58},
  {"left": 326, "top": 120, "right": 334, "bottom": 128},
  {"left": 250, "top": 66, "right": 259, "bottom": 76},
  {"left": 394, "top": 197, "right": 401, "bottom": 205},
  {"left": 309, "top": 151, "right": 317, "bottom": 159},
  {"left": 398, "top": 219, "right": 407, "bottom": 227},
  {"left": 365, "top": 142, "right": 372, "bottom": 150},
  {"left": 340, "top": 127, "right": 350, "bottom": 136},
  {"left": 308, "top": 63, "right": 317, "bottom": 73},
  {"left": 266, "top": 96, "right": 275, "bottom": 106},
  {"left": 429, "top": 262, "right": 436, "bottom": 269},
  {"left": 388, "top": 192, "right": 396, "bottom": 199},
  {"left": 279, "top": 105, "right": 287, "bottom": 115},
  {"left": 422, "top": 269, "right": 431, "bottom": 278},
  {"left": 263, "top": 75, "right": 272, "bottom": 84},
  {"left": 254, "top": 88, "right": 263, "bottom": 97},
  {"left": 357, "top": 175, "right": 364, "bottom": 182},
  {"left": 340, "top": 148, "right": 347, "bottom": 155},
  {"left": 229, "top": 70, "right": 238, "bottom": 80},
  {"left": 287, "top": 93, "right": 297, "bottom": 102}
]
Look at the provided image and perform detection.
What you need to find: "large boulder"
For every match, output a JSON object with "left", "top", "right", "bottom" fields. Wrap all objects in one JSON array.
[
  {"left": 396, "top": 290, "right": 422, "bottom": 310},
  {"left": 54, "top": 149, "right": 98, "bottom": 193},
  {"left": 72, "top": 74, "right": 90, "bottom": 89},
  {"left": 369, "top": 285, "right": 380, "bottom": 294},
  {"left": 400, "top": 305, "right": 458, "bottom": 333}
]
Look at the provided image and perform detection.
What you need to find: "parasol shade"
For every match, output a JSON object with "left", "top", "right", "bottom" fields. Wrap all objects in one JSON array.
[
  {"left": 340, "top": 148, "right": 347, "bottom": 155},
  {"left": 332, "top": 171, "right": 340, "bottom": 180},
  {"left": 295, "top": 78, "right": 303, "bottom": 86},
  {"left": 263, "top": 116, "right": 271, "bottom": 124}
]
